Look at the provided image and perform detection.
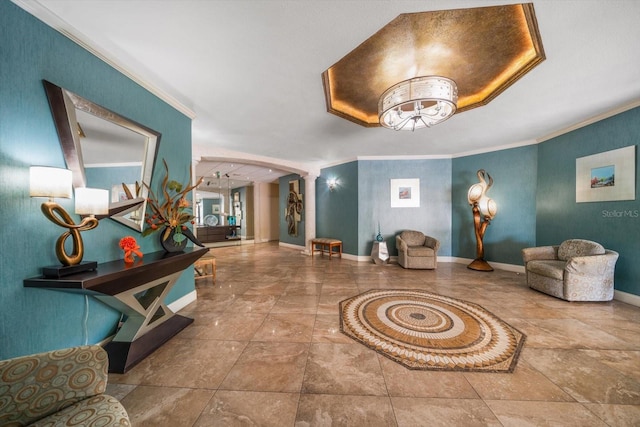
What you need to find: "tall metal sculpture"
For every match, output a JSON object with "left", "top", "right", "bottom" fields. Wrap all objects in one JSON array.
[{"left": 467, "top": 169, "right": 497, "bottom": 271}]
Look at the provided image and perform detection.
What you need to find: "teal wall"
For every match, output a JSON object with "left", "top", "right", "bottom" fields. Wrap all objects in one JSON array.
[
  {"left": 452, "top": 145, "right": 538, "bottom": 265},
  {"left": 0, "top": 2, "right": 194, "bottom": 359},
  {"left": 536, "top": 108, "right": 640, "bottom": 296},
  {"left": 317, "top": 162, "right": 359, "bottom": 254},
  {"left": 279, "top": 174, "right": 306, "bottom": 246},
  {"left": 317, "top": 159, "right": 451, "bottom": 257},
  {"left": 358, "top": 160, "right": 451, "bottom": 256}
]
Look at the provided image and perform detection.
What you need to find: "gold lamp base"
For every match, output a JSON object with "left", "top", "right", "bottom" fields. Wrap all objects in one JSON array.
[
  {"left": 467, "top": 258, "right": 494, "bottom": 272},
  {"left": 41, "top": 201, "right": 98, "bottom": 266}
]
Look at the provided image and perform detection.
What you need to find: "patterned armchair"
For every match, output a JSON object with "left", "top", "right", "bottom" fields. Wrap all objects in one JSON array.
[
  {"left": 396, "top": 230, "right": 440, "bottom": 269},
  {"left": 521, "top": 239, "right": 618, "bottom": 301},
  {"left": 0, "top": 345, "right": 130, "bottom": 427}
]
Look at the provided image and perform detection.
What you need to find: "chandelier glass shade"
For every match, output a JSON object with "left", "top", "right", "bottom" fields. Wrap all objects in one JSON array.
[{"left": 378, "top": 76, "right": 458, "bottom": 131}]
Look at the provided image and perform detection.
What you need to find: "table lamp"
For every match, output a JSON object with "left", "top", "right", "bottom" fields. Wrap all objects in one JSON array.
[{"left": 30, "top": 166, "right": 108, "bottom": 277}]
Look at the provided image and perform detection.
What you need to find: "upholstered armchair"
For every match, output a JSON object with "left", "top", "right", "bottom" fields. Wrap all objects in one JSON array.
[
  {"left": 521, "top": 239, "right": 618, "bottom": 301},
  {"left": 0, "top": 345, "right": 130, "bottom": 427},
  {"left": 396, "top": 230, "right": 440, "bottom": 269}
]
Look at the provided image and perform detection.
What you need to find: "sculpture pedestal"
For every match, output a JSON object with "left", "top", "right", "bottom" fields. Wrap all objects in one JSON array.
[
  {"left": 371, "top": 241, "right": 389, "bottom": 265},
  {"left": 467, "top": 258, "right": 494, "bottom": 272}
]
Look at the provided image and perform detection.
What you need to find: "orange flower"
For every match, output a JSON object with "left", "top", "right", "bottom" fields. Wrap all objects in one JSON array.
[
  {"left": 119, "top": 236, "right": 138, "bottom": 251},
  {"left": 119, "top": 236, "right": 143, "bottom": 263}
]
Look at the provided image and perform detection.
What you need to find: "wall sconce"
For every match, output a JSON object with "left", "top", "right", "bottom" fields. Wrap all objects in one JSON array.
[
  {"left": 467, "top": 169, "right": 497, "bottom": 272},
  {"left": 30, "top": 166, "right": 108, "bottom": 277},
  {"left": 327, "top": 178, "right": 338, "bottom": 192}
]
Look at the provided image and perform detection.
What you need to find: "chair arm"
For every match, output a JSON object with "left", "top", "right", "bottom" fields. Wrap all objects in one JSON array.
[
  {"left": 565, "top": 250, "right": 619, "bottom": 277},
  {"left": 522, "top": 245, "right": 559, "bottom": 264},
  {"left": 423, "top": 236, "right": 440, "bottom": 252},
  {"left": 396, "top": 236, "right": 407, "bottom": 252},
  {"left": 0, "top": 345, "right": 108, "bottom": 426}
]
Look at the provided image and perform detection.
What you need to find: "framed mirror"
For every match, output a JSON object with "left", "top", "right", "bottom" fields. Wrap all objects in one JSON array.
[{"left": 43, "top": 80, "right": 160, "bottom": 232}]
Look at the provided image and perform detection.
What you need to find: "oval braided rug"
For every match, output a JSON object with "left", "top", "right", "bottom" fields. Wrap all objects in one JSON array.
[{"left": 339, "top": 289, "right": 525, "bottom": 372}]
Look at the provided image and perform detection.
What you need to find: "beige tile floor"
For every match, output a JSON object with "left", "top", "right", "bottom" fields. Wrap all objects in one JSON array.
[{"left": 107, "top": 242, "right": 640, "bottom": 426}]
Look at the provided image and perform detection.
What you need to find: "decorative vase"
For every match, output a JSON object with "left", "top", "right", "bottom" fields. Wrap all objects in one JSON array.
[
  {"left": 376, "top": 222, "right": 383, "bottom": 242},
  {"left": 159, "top": 226, "right": 205, "bottom": 253},
  {"left": 160, "top": 227, "right": 188, "bottom": 253}
]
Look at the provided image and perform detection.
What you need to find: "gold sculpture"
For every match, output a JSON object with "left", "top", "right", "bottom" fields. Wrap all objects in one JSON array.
[
  {"left": 467, "top": 169, "right": 497, "bottom": 271},
  {"left": 41, "top": 202, "right": 98, "bottom": 266}
]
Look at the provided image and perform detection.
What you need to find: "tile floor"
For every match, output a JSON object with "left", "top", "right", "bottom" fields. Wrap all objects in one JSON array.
[{"left": 107, "top": 242, "right": 640, "bottom": 426}]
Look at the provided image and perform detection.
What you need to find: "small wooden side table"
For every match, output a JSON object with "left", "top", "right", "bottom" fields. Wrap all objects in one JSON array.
[
  {"left": 194, "top": 256, "right": 216, "bottom": 282},
  {"left": 311, "top": 238, "right": 342, "bottom": 259}
]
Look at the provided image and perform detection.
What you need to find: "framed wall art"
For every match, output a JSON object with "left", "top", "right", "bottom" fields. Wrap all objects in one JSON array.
[
  {"left": 390, "top": 178, "right": 420, "bottom": 208},
  {"left": 576, "top": 145, "right": 636, "bottom": 203}
]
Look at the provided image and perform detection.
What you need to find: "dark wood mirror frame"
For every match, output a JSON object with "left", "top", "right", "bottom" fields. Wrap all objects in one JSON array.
[{"left": 43, "top": 80, "right": 161, "bottom": 232}]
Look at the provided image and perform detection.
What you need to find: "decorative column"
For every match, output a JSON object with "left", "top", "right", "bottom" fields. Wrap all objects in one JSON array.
[{"left": 302, "top": 173, "right": 317, "bottom": 255}]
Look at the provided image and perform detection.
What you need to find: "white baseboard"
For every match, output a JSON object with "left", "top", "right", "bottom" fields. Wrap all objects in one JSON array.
[
  {"left": 448, "top": 257, "right": 526, "bottom": 274},
  {"left": 279, "top": 242, "right": 306, "bottom": 251},
  {"left": 613, "top": 290, "right": 640, "bottom": 307},
  {"left": 168, "top": 290, "right": 197, "bottom": 313}
]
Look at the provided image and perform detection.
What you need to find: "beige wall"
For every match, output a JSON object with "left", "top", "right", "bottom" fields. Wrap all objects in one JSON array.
[
  {"left": 254, "top": 182, "right": 280, "bottom": 242},
  {"left": 244, "top": 186, "right": 254, "bottom": 239}
]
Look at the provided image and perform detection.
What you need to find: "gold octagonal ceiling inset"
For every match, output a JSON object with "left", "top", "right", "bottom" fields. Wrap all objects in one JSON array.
[{"left": 322, "top": 3, "right": 545, "bottom": 127}]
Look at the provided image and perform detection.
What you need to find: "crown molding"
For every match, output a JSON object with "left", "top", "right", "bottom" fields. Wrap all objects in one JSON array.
[
  {"left": 12, "top": 0, "right": 196, "bottom": 119},
  {"left": 537, "top": 98, "right": 640, "bottom": 143}
]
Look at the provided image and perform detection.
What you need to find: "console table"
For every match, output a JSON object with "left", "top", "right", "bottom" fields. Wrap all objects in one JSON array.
[
  {"left": 24, "top": 247, "right": 208, "bottom": 373},
  {"left": 196, "top": 225, "right": 241, "bottom": 243}
]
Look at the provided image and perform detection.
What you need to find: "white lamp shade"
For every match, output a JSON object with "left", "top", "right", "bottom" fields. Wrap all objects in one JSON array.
[
  {"left": 29, "top": 166, "right": 73, "bottom": 199},
  {"left": 75, "top": 187, "right": 109, "bottom": 215},
  {"left": 379, "top": 76, "right": 458, "bottom": 130},
  {"left": 478, "top": 197, "right": 497, "bottom": 219},
  {"left": 467, "top": 183, "right": 484, "bottom": 204}
]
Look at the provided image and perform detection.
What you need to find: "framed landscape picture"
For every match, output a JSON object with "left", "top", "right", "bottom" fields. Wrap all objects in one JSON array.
[
  {"left": 390, "top": 178, "right": 420, "bottom": 207},
  {"left": 576, "top": 145, "right": 636, "bottom": 202}
]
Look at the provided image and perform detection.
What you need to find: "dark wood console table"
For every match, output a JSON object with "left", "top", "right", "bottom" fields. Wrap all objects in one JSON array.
[
  {"left": 24, "top": 247, "right": 208, "bottom": 373},
  {"left": 197, "top": 225, "right": 241, "bottom": 243}
]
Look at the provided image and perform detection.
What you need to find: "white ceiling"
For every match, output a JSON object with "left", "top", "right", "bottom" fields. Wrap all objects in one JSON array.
[{"left": 18, "top": 0, "right": 640, "bottom": 184}]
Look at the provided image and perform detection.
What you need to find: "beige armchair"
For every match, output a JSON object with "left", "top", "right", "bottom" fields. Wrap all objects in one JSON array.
[
  {"left": 522, "top": 239, "right": 618, "bottom": 301},
  {"left": 396, "top": 230, "right": 440, "bottom": 269},
  {"left": 0, "top": 345, "right": 130, "bottom": 427}
]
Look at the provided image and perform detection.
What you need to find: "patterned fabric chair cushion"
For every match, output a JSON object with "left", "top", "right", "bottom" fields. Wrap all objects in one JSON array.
[
  {"left": 30, "top": 395, "right": 129, "bottom": 427},
  {"left": 558, "top": 239, "right": 605, "bottom": 261},
  {"left": 526, "top": 260, "right": 566, "bottom": 281},
  {"left": 0, "top": 345, "right": 130, "bottom": 427},
  {"left": 406, "top": 246, "right": 436, "bottom": 257}
]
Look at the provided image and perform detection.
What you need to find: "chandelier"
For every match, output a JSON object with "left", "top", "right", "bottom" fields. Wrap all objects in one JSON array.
[{"left": 378, "top": 76, "right": 458, "bottom": 131}]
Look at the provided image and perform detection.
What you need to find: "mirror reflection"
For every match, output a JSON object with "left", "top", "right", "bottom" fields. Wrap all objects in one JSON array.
[{"left": 43, "top": 80, "right": 160, "bottom": 232}]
